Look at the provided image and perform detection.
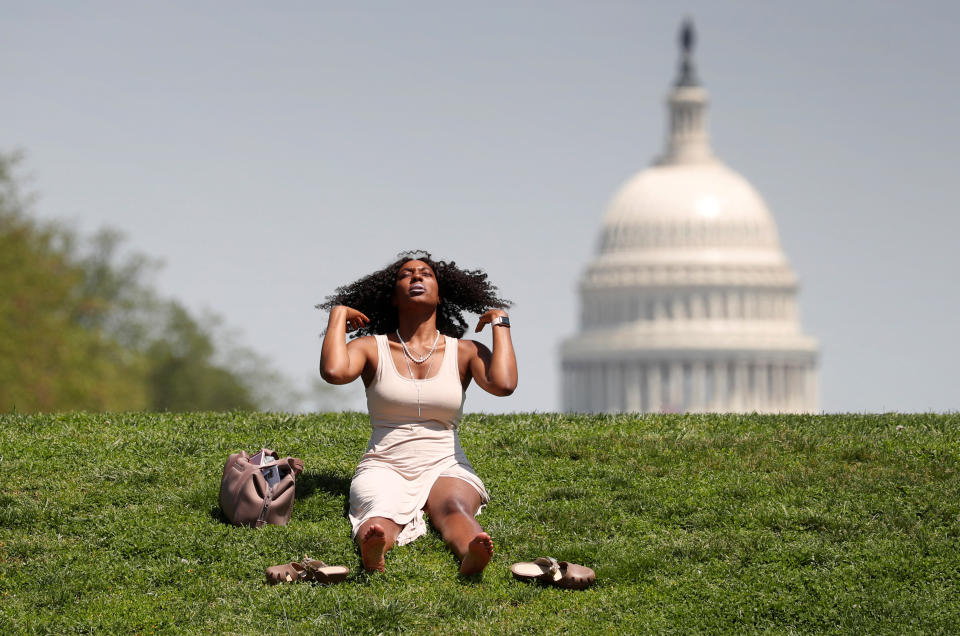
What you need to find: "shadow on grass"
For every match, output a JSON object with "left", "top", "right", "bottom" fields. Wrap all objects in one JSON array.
[
  {"left": 456, "top": 571, "right": 486, "bottom": 586},
  {"left": 299, "top": 469, "right": 353, "bottom": 521},
  {"left": 296, "top": 470, "right": 351, "bottom": 505},
  {"left": 209, "top": 505, "right": 229, "bottom": 524}
]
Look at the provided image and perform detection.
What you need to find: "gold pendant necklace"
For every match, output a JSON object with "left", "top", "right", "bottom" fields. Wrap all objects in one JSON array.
[{"left": 401, "top": 345, "right": 437, "bottom": 417}]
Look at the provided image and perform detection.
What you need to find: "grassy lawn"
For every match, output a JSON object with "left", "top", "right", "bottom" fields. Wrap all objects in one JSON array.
[{"left": 1, "top": 411, "right": 958, "bottom": 634}]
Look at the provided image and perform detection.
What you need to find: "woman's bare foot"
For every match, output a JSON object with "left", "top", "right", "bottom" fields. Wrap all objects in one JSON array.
[
  {"left": 459, "top": 532, "right": 493, "bottom": 575},
  {"left": 360, "top": 524, "right": 388, "bottom": 572}
]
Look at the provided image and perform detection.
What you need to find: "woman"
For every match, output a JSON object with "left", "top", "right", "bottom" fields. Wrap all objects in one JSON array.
[{"left": 318, "top": 251, "right": 517, "bottom": 575}]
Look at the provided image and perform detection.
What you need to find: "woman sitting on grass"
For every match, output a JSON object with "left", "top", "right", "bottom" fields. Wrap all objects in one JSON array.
[{"left": 318, "top": 251, "right": 517, "bottom": 575}]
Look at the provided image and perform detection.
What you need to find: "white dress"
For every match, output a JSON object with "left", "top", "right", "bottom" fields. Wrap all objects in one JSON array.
[{"left": 348, "top": 334, "right": 489, "bottom": 545}]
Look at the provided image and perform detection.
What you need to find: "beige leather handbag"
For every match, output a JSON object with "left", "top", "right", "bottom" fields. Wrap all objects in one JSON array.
[{"left": 219, "top": 449, "right": 304, "bottom": 527}]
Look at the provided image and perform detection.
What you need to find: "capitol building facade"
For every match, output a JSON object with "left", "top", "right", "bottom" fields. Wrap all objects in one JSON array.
[{"left": 560, "top": 24, "right": 819, "bottom": 414}]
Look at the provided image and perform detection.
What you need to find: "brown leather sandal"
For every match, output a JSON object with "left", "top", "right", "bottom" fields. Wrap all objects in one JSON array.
[
  {"left": 265, "top": 560, "right": 309, "bottom": 584},
  {"left": 510, "top": 557, "right": 595, "bottom": 590},
  {"left": 301, "top": 557, "right": 349, "bottom": 584},
  {"left": 265, "top": 556, "right": 349, "bottom": 585}
]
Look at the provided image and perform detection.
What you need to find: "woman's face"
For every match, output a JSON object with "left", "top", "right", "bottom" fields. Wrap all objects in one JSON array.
[{"left": 393, "top": 259, "right": 439, "bottom": 309}]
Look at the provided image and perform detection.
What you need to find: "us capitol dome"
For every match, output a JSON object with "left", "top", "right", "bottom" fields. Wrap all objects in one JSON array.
[{"left": 560, "top": 21, "right": 819, "bottom": 413}]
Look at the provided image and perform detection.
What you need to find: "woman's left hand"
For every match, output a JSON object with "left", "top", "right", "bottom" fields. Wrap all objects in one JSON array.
[
  {"left": 475, "top": 309, "right": 508, "bottom": 332},
  {"left": 467, "top": 309, "right": 516, "bottom": 396}
]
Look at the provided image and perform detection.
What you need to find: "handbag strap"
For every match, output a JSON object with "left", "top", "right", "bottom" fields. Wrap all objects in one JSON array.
[{"left": 255, "top": 482, "right": 274, "bottom": 528}]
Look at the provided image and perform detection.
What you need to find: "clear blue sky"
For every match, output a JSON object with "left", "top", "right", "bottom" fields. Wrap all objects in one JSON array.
[{"left": 5, "top": 1, "right": 959, "bottom": 412}]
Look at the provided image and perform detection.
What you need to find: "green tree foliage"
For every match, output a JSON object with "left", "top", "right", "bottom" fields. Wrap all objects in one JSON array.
[
  {"left": 0, "top": 154, "right": 147, "bottom": 411},
  {"left": 144, "top": 302, "right": 256, "bottom": 411},
  {"left": 0, "top": 152, "right": 291, "bottom": 412}
]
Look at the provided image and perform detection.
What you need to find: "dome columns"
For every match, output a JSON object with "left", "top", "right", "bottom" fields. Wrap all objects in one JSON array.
[
  {"left": 578, "top": 284, "right": 801, "bottom": 331},
  {"left": 560, "top": 354, "right": 818, "bottom": 414}
]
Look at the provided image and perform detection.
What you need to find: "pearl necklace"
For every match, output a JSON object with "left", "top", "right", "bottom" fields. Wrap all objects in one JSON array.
[{"left": 395, "top": 329, "right": 440, "bottom": 364}]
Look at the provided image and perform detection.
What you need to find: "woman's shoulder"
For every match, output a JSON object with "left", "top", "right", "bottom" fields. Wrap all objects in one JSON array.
[{"left": 347, "top": 334, "right": 380, "bottom": 349}]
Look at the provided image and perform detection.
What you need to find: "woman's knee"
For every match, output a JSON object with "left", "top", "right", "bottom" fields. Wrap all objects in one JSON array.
[{"left": 430, "top": 496, "right": 478, "bottom": 521}]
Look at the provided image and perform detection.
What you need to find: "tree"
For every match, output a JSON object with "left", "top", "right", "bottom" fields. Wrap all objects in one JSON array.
[
  {"left": 0, "top": 151, "right": 295, "bottom": 412},
  {"left": 143, "top": 302, "right": 256, "bottom": 411},
  {"left": 0, "top": 153, "right": 147, "bottom": 411}
]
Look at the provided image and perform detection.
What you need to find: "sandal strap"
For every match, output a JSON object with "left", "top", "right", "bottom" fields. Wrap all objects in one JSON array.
[
  {"left": 533, "top": 556, "right": 562, "bottom": 582},
  {"left": 300, "top": 556, "right": 334, "bottom": 582},
  {"left": 302, "top": 556, "right": 329, "bottom": 569}
]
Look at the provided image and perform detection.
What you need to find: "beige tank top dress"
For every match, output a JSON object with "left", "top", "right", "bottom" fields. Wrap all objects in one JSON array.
[{"left": 348, "top": 334, "right": 490, "bottom": 546}]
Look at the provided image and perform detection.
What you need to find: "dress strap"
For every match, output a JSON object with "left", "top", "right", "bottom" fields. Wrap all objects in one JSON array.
[
  {"left": 444, "top": 336, "right": 459, "bottom": 378},
  {"left": 372, "top": 334, "right": 389, "bottom": 384}
]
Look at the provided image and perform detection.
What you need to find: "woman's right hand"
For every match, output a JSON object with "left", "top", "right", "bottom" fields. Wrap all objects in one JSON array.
[{"left": 335, "top": 305, "right": 370, "bottom": 332}]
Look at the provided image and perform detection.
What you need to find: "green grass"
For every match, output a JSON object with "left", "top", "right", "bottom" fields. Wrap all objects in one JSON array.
[{"left": 1, "top": 412, "right": 958, "bottom": 634}]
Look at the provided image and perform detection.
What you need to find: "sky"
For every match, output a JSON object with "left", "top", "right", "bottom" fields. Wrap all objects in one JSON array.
[{"left": 4, "top": 1, "right": 959, "bottom": 413}]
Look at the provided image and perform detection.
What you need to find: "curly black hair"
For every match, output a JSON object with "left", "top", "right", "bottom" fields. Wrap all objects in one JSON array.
[{"left": 316, "top": 250, "right": 511, "bottom": 339}]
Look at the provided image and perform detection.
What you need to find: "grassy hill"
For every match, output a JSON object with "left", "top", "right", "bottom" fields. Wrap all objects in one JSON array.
[{"left": 1, "top": 412, "right": 958, "bottom": 634}]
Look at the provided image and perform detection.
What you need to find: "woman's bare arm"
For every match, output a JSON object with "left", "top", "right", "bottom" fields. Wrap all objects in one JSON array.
[
  {"left": 320, "top": 305, "right": 372, "bottom": 384},
  {"left": 465, "top": 309, "right": 518, "bottom": 396}
]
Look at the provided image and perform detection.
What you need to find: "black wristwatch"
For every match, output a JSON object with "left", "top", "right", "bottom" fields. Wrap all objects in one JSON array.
[{"left": 490, "top": 316, "right": 511, "bottom": 328}]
